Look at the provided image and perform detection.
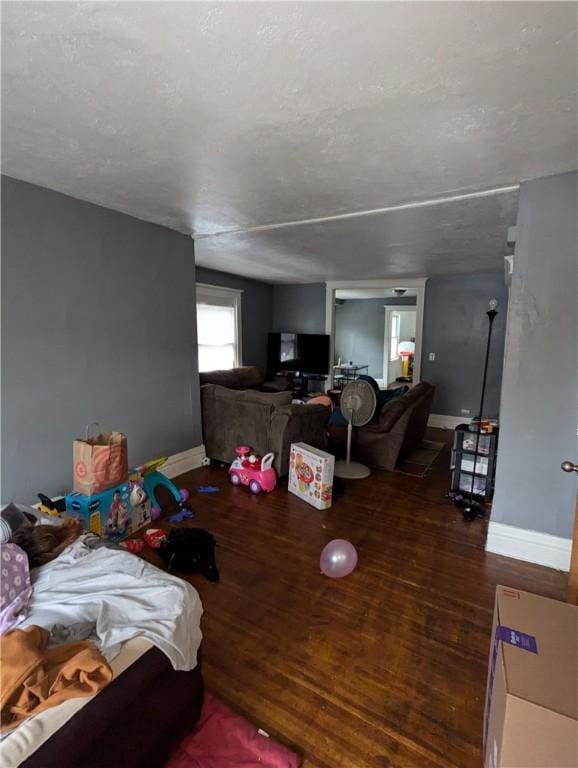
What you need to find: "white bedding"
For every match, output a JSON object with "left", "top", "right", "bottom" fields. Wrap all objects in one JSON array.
[{"left": 19, "top": 538, "right": 203, "bottom": 671}]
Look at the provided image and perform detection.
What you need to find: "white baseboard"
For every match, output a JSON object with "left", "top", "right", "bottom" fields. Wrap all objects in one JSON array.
[
  {"left": 427, "top": 413, "right": 465, "bottom": 430},
  {"left": 486, "top": 521, "right": 572, "bottom": 572},
  {"left": 161, "top": 444, "right": 207, "bottom": 479}
]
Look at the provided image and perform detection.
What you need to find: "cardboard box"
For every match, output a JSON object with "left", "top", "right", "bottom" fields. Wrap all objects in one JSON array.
[
  {"left": 484, "top": 586, "right": 578, "bottom": 768},
  {"left": 288, "top": 443, "right": 334, "bottom": 510},
  {"left": 65, "top": 482, "right": 151, "bottom": 541}
]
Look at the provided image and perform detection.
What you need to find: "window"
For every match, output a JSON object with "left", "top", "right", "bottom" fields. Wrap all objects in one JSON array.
[
  {"left": 389, "top": 312, "right": 400, "bottom": 361},
  {"left": 196, "top": 284, "right": 243, "bottom": 372}
]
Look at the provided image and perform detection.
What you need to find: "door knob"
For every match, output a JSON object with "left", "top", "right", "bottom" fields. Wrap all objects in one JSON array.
[{"left": 561, "top": 460, "right": 578, "bottom": 474}]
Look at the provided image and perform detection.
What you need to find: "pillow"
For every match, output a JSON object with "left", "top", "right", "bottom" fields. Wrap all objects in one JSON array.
[
  {"left": 372, "top": 385, "right": 409, "bottom": 422},
  {"left": 0, "top": 504, "right": 34, "bottom": 545},
  {"left": 305, "top": 396, "right": 332, "bottom": 408},
  {"left": 378, "top": 398, "right": 407, "bottom": 431},
  {"left": 0, "top": 543, "right": 32, "bottom": 634}
]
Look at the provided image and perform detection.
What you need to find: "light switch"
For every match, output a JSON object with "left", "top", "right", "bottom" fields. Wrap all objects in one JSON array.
[{"left": 428, "top": 352, "right": 435, "bottom": 361}]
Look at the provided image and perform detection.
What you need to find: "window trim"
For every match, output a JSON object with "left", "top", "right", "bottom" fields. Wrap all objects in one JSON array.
[
  {"left": 196, "top": 283, "right": 243, "bottom": 369},
  {"left": 389, "top": 311, "right": 401, "bottom": 362}
]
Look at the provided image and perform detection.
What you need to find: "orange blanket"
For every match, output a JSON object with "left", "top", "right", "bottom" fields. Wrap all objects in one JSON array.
[{"left": 0, "top": 625, "right": 112, "bottom": 731}]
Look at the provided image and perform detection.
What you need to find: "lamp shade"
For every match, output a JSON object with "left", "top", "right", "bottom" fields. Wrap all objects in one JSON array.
[{"left": 398, "top": 341, "right": 415, "bottom": 357}]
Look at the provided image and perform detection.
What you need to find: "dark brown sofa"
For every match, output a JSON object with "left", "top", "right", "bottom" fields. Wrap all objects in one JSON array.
[
  {"left": 200, "top": 383, "right": 330, "bottom": 476},
  {"left": 330, "top": 381, "right": 435, "bottom": 471}
]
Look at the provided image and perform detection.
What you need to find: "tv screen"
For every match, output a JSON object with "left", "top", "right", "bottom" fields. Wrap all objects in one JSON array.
[{"left": 267, "top": 333, "right": 330, "bottom": 376}]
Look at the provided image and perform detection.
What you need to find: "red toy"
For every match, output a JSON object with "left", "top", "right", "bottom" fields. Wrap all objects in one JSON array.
[{"left": 228, "top": 446, "right": 277, "bottom": 494}]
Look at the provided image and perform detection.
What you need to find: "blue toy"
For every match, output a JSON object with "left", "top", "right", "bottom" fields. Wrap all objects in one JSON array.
[
  {"left": 197, "top": 485, "right": 220, "bottom": 494},
  {"left": 169, "top": 508, "right": 195, "bottom": 523},
  {"left": 129, "top": 457, "right": 190, "bottom": 515},
  {"left": 65, "top": 482, "right": 135, "bottom": 540}
]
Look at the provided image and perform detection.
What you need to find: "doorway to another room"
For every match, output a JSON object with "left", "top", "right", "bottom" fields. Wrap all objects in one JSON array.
[
  {"left": 327, "top": 279, "right": 425, "bottom": 393},
  {"left": 384, "top": 305, "right": 417, "bottom": 387}
]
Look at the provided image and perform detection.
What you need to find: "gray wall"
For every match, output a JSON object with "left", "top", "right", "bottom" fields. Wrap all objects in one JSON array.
[
  {"left": 491, "top": 171, "right": 577, "bottom": 538},
  {"left": 273, "top": 277, "right": 508, "bottom": 415},
  {"left": 195, "top": 266, "right": 274, "bottom": 373},
  {"left": 1, "top": 176, "right": 201, "bottom": 503},
  {"left": 272, "top": 283, "right": 326, "bottom": 333},
  {"left": 335, "top": 298, "right": 417, "bottom": 380},
  {"left": 421, "top": 273, "right": 508, "bottom": 417}
]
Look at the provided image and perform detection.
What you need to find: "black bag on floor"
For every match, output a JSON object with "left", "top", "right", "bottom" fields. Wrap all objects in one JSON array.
[{"left": 158, "top": 527, "right": 219, "bottom": 582}]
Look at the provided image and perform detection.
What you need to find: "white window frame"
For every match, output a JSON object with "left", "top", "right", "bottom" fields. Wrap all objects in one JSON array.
[{"left": 195, "top": 283, "right": 243, "bottom": 371}]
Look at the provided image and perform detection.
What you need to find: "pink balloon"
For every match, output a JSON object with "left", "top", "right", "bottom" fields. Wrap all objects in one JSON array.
[{"left": 320, "top": 539, "right": 358, "bottom": 578}]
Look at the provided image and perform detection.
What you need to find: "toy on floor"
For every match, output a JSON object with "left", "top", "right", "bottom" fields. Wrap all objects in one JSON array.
[
  {"left": 159, "top": 527, "right": 219, "bottom": 582},
  {"left": 129, "top": 457, "right": 190, "bottom": 515},
  {"left": 228, "top": 446, "right": 277, "bottom": 494},
  {"left": 143, "top": 528, "right": 167, "bottom": 549},
  {"left": 197, "top": 486, "right": 220, "bottom": 494},
  {"left": 320, "top": 539, "right": 358, "bottom": 579},
  {"left": 37, "top": 493, "right": 65, "bottom": 517},
  {"left": 169, "top": 508, "right": 195, "bottom": 523},
  {"left": 119, "top": 538, "right": 145, "bottom": 554}
]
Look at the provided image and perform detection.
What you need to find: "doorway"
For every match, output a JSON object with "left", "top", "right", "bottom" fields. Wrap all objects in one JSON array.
[
  {"left": 384, "top": 306, "right": 417, "bottom": 386},
  {"left": 326, "top": 278, "right": 427, "bottom": 391}
]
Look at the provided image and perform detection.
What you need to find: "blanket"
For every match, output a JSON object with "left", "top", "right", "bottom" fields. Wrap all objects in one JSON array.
[
  {"left": 0, "top": 626, "right": 112, "bottom": 732},
  {"left": 19, "top": 539, "right": 203, "bottom": 671}
]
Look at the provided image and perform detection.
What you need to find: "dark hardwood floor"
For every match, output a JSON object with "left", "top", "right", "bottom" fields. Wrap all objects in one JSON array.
[{"left": 143, "top": 429, "right": 566, "bottom": 768}]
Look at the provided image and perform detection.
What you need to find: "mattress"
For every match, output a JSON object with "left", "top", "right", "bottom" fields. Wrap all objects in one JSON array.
[{"left": 1, "top": 637, "right": 204, "bottom": 768}]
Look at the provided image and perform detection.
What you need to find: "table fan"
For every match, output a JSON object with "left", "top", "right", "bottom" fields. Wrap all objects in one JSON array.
[{"left": 334, "top": 379, "right": 376, "bottom": 479}]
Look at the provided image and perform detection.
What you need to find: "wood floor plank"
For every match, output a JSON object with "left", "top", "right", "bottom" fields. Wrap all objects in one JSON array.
[{"left": 143, "top": 428, "right": 566, "bottom": 768}]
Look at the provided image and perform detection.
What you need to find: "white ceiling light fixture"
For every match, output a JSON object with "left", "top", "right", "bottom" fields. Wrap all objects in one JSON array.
[{"left": 392, "top": 288, "right": 407, "bottom": 296}]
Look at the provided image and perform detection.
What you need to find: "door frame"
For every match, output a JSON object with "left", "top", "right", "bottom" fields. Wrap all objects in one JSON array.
[{"left": 325, "top": 278, "right": 427, "bottom": 388}]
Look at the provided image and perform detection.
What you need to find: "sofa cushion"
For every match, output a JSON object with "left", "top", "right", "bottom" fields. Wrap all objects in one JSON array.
[
  {"left": 242, "top": 390, "right": 293, "bottom": 408},
  {"left": 372, "top": 385, "right": 409, "bottom": 422},
  {"left": 206, "top": 385, "right": 292, "bottom": 409},
  {"left": 378, "top": 397, "right": 407, "bottom": 431},
  {"left": 199, "top": 366, "right": 264, "bottom": 390},
  {"left": 401, "top": 381, "right": 431, "bottom": 404}
]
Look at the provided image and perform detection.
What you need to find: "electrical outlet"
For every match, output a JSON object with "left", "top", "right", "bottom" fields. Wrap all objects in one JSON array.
[
  {"left": 461, "top": 409, "right": 470, "bottom": 415},
  {"left": 428, "top": 352, "right": 435, "bottom": 361}
]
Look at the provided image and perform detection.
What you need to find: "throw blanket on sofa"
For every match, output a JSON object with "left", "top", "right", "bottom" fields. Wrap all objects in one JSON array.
[
  {"left": 0, "top": 625, "right": 112, "bottom": 732},
  {"left": 19, "top": 539, "right": 203, "bottom": 671}
]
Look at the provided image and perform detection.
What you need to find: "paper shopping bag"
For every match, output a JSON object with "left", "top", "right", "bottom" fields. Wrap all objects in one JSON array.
[{"left": 73, "top": 430, "right": 128, "bottom": 495}]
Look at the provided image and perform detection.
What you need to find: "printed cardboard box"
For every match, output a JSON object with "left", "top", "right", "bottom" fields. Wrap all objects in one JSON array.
[
  {"left": 65, "top": 483, "right": 151, "bottom": 541},
  {"left": 484, "top": 585, "right": 578, "bottom": 768},
  {"left": 288, "top": 442, "right": 334, "bottom": 510}
]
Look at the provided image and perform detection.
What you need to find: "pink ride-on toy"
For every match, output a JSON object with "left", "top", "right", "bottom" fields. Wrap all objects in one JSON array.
[{"left": 228, "top": 446, "right": 277, "bottom": 494}]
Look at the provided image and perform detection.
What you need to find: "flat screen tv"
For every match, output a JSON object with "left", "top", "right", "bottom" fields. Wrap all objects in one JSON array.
[{"left": 267, "top": 333, "right": 330, "bottom": 376}]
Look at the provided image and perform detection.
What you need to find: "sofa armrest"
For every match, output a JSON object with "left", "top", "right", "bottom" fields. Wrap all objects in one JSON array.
[{"left": 269, "top": 405, "right": 331, "bottom": 476}]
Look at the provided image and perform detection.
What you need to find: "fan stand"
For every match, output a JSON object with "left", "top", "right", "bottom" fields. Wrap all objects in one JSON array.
[{"left": 334, "top": 411, "right": 371, "bottom": 480}]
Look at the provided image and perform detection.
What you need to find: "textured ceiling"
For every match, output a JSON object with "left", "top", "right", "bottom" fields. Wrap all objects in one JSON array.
[{"left": 2, "top": 2, "right": 577, "bottom": 281}]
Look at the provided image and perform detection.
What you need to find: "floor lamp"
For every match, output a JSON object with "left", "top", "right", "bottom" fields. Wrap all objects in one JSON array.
[{"left": 458, "top": 299, "right": 499, "bottom": 521}]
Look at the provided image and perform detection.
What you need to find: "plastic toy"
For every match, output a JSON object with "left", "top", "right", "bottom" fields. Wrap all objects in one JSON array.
[
  {"left": 143, "top": 528, "right": 167, "bottom": 549},
  {"left": 120, "top": 538, "right": 145, "bottom": 554},
  {"left": 197, "top": 486, "right": 220, "bottom": 494},
  {"left": 128, "top": 457, "right": 190, "bottom": 516},
  {"left": 169, "top": 508, "right": 195, "bottom": 523},
  {"left": 37, "top": 493, "right": 65, "bottom": 517},
  {"left": 228, "top": 446, "right": 277, "bottom": 494},
  {"left": 66, "top": 482, "right": 133, "bottom": 540}
]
